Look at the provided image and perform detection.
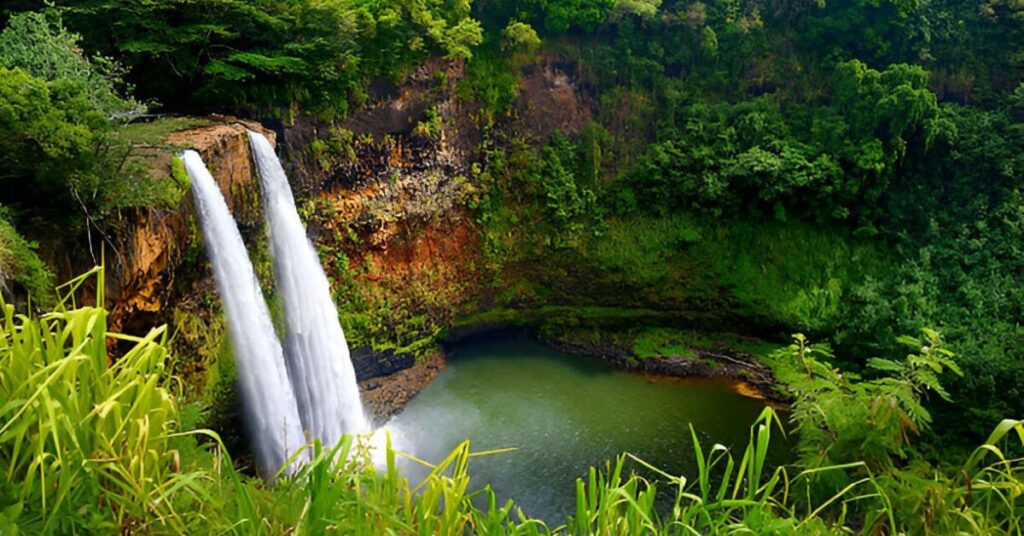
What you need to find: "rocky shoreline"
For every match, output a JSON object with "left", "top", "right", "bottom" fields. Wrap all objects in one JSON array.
[
  {"left": 539, "top": 334, "right": 789, "bottom": 405},
  {"left": 358, "top": 351, "right": 445, "bottom": 423},
  {"left": 353, "top": 326, "right": 789, "bottom": 424}
]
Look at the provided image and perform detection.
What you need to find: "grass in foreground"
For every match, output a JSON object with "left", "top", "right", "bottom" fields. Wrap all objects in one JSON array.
[{"left": 1, "top": 269, "right": 1022, "bottom": 534}]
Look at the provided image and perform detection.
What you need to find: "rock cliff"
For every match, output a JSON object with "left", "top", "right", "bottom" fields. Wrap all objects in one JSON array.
[
  {"left": 90, "top": 55, "right": 779, "bottom": 424},
  {"left": 106, "top": 119, "right": 273, "bottom": 335}
]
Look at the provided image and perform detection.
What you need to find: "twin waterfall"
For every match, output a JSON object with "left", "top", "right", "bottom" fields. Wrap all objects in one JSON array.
[
  {"left": 184, "top": 132, "right": 368, "bottom": 476},
  {"left": 249, "top": 133, "right": 369, "bottom": 444}
]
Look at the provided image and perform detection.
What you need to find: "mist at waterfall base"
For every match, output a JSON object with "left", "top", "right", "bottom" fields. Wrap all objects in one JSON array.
[
  {"left": 183, "top": 150, "right": 307, "bottom": 475},
  {"left": 249, "top": 131, "right": 369, "bottom": 446}
]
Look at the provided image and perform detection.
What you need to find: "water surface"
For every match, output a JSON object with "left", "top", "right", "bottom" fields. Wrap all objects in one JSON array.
[{"left": 387, "top": 335, "right": 782, "bottom": 523}]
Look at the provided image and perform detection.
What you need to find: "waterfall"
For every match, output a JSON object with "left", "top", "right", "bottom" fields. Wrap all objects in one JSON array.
[
  {"left": 182, "top": 150, "right": 307, "bottom": 476},
  {"left": 248, "top": 131, "right": 370, "bottom": 446}
]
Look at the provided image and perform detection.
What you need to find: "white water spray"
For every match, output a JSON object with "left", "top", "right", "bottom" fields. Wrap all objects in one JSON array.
[
  {"left": 183, "top": 150, "right": 307, "bottom": 476},
  {"left": 248, "top": 131, "right": 370, "bottom": 446}
]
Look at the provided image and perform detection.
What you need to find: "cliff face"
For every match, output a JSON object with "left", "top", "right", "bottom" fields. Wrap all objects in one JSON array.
[
  {"left": 106, "top": 119, "right": 273, "bottom": 335},
  {"left": 93, "top": 55, "right": 594, "bottom": 391},
  {"left": 87, "top": 55, "right": 779, "bottom": 424},
  {"left": 262, "top": 58, "right": 492, "bottom": 355}
]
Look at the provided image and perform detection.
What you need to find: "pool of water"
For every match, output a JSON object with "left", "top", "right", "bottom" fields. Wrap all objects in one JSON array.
[{"left": 386, "top": 334, "right": 785, "bottom": 524}]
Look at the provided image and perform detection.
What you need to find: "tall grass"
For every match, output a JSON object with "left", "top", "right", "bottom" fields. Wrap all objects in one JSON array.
[
  {"left": 0, "top": 267, "right": 191, "bottom": 533},
  {"left": 1, "top": 269, "right": 1022, "bottom": 534},
  {"left": 564, "top": 408, "right": 1022, "bottom": 534}
]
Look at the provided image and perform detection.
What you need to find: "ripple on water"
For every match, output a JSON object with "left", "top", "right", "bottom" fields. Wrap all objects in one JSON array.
[{"left": 385, "top": 335, "right": 789, "bottom": 524}]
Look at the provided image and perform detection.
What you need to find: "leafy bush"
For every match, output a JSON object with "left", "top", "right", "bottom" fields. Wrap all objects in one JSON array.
[
  {"left": 0, "top": 66, "right": 109, "bottom": 218},
  {"left": 0, "top": 11, "right": 143, "bottom": 119},
  {"left": 501, "top": 20, "right": 541, "bottom": 54},
  {"left": 526, "top": 134, "right": 605, "bottom": 248},
  {"left": 457, "top": 48, "right": 519, "bottom": 121},
  {"left": 768, "top": 331, "right": 1024, "bottom": 533},
  {"left": 0, "top": 209, "right": 53, "bottom": 302},
  {"left": 53, "top": 0, "right": 482, "bottom": 118},
  {"left": 413, "top": 106, "right": 444, "bottom": 140},
  {"left": 775, "top": 331, "right": 962, "bottom": 471}
]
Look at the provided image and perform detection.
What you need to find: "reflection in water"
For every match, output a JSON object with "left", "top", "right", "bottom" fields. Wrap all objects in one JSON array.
[{"left": 387, "top": 334, "right": 787, "bottom": 523}]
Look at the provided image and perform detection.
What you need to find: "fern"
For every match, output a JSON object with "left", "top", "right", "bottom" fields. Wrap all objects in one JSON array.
[{"left": 779, "top": 329, "right": 964, "bottom": 476}]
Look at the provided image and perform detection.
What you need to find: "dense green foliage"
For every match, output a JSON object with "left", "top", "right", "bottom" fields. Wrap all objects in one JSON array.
[
  {"left": 0, "top": 11, "right": 142, "bottom": 118},
  {"left": 0, "top": 210, "right": 53, "bottom": 302},
  {"left": 460, "top": 0, "right": 1024, "bottom": 447},
  {"left": 611, "top": 60, "right": 940, "bottom": 222},
  {"left": 1, "top": 0, "right": 1024, "bottom": 531},
  {"left": 29, "top": 0, "right": 483, "bottom": 118},
  {"left": 0, "top": 10, "right": 179, "bottom": 273},
  {"left": 2, "top": 285, "right": 1022, "bottom": 533}
]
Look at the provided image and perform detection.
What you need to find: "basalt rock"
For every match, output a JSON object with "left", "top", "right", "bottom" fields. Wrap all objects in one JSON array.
[
  {"left": 359, "top": 351, "right": 446, "bottom": 423},
  {"left": 351, "top": 346, "right": 417, "bottom": 382},
  {"left": 107, "top": 118, "right": 274, "bottom": 335},
  {"left": 516, "top": 57, "right": 594, "bottom": 141},
  {"left": 542, "top": 333, "right": 788, "bottom": 404}
]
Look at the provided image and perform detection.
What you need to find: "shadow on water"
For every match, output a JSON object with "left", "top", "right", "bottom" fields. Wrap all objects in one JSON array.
[{"left": 388, "top": 331, "right": 793, "bottom": 524}]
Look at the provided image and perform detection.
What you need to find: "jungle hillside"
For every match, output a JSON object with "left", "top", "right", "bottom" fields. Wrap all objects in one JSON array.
[{"left": 1, "top": 0, "right": 1023, "bottom": 533}]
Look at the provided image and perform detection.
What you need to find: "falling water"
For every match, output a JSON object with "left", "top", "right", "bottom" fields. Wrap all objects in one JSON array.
[
  {"left": 248, "top": 131, "right": 370, "bottom": 446},
  {"left": 183, "top": 150, "right": 307, "bottom": 476}
]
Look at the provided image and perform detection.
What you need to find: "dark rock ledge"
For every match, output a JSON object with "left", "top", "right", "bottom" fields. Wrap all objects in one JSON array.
[
  {"left": 539, "top": 335, "right": 790, "bottom": 406},
  {"left": 357, "top": 351, "right": 445, "bottom": 424},
  {"left": 352, "top": 327, "right": 789, "bottom": 426}
]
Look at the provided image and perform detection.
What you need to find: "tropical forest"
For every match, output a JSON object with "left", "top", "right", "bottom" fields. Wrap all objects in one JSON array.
[{"left": 0, "top": 0, "right": 1023, "bottom": 533}]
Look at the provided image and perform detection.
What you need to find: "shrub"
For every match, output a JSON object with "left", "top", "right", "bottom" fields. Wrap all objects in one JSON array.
[
  {"left": 0, "top": 209, "right": 54, "bottom": 302},
  {"left": 0, "top": 11, "right": 143, "bottom": 119}
]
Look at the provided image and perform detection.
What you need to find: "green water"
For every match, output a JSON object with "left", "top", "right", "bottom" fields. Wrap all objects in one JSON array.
[{"left": 387, "top": 335, "right": 784, "bottom": 524}]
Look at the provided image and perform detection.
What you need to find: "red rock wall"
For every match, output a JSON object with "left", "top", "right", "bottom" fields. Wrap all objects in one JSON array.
[{"left": 108, "top": 119, "right": 273, "bottom": 334}]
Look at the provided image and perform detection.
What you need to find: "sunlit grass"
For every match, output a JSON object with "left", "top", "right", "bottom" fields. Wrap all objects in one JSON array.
[
  {"left": 1, "top": 268, "right": 1021, "bottom": 533},
  {"left": 0, "top": 267, "right": 189, "bottom": 532}
]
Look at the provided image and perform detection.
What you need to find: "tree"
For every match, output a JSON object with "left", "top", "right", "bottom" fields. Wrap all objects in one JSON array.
[
  {"left": 0, "top": 66, "right": 108, "bottom": 215},
  {"left": 610, "top": 0, "right": 661, "bottom": 21},
  {"left": 501, "top": 20, "right": 541, "bottom": 54},
  {"left": 58, "top": 0, "right": 483, "bottom": 117},
  {"left": 529, "top": 134, "right": 601, "bottom": 246},
  {"left": 0, "top": 11, "right": 142, "bottom": 119},
  {"left": 543, "top": 0, "right": 616, "bottom": 33}
]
